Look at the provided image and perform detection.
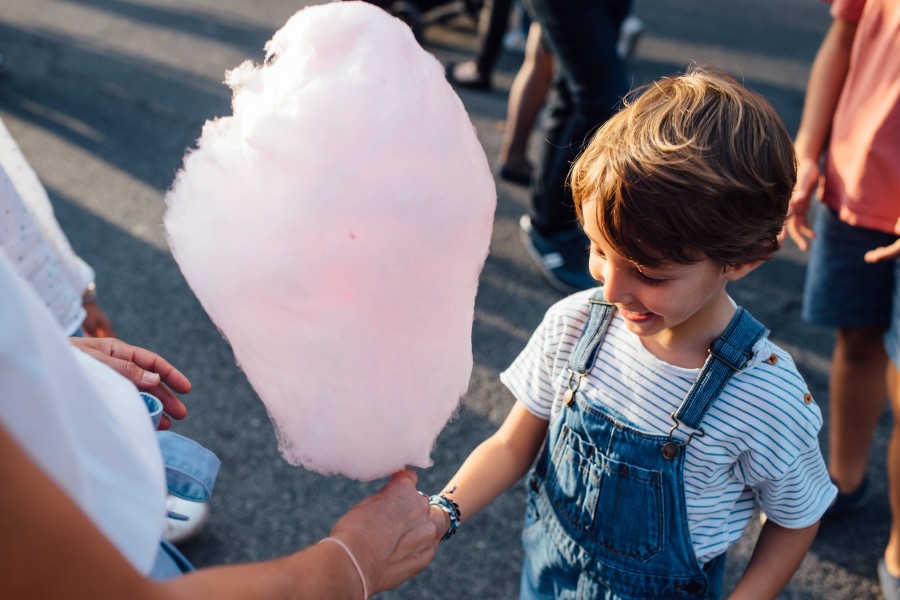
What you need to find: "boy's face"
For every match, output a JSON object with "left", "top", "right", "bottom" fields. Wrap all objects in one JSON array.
[{"left": 582, "top": 201, "right": 749, "bottom": 357}]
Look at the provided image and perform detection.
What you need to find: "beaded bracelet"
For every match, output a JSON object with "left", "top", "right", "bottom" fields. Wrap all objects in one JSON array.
[{"left": 428, "top": 494, "right": 461, "bottom": 542}]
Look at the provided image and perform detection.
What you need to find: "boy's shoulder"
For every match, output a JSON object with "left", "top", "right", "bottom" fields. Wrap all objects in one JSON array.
[
  {"left": 546, "top": 288, "right": 602, "bottom": 317},
  {"left": 730, "top": 331, "right": 822, "bottom": 426},
  {"left": 541, "top": 288, "right": 602, "bottom": 331},
  {"left": 740, "top": 320, "right": 802, "bottom": 380}
]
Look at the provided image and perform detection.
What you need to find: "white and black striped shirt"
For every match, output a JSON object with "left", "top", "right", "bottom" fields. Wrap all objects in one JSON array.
[{"left": 501, "top": 289, "right": 837, "bottom": 564}]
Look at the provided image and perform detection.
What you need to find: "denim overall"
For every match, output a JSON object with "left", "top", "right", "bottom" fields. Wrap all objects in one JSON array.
[
  {"left": 520, "top": 290, "right": 766, "bottom": 599},
  {"left": 141, "top": 393, "right": 222, "bottom": 579}
]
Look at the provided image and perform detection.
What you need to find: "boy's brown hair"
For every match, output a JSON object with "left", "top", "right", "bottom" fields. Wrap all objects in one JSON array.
[{"left": 570, "top": 66, "right": 796, "bottom": 267}]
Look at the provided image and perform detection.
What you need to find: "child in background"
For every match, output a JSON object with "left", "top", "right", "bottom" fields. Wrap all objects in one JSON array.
[
  {"left": 784, "top": 0, "right": 900, "bottom": 596},
  {"left": 427, "top": 67, "right": 836, "bottom": 598}
]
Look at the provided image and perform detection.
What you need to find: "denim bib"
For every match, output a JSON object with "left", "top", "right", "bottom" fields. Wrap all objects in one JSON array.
[{"left": 520, "top": 289, "right": 766, "bottom": 599}]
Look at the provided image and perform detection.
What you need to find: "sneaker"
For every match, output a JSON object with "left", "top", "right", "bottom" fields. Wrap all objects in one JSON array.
[
  {"left": 879, "top": 559, "right": 900, "bottom": 600},
  {"left": 503, "top": 29, "right": 527, "bottom": 53},
  {"left": 617, "top": 15, "right": 644, "bottom": 62},
  {"left": 823, "top": 476, "right": 872, "bottom": 520},
  {"left": 519, "top": 215, "right": 596, "bottom": 294},
  {"left": 164, "top": 494, "right": 210, "bottom": 544}
]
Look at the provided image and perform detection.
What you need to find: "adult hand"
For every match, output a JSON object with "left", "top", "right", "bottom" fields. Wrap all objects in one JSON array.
[
  {"left": 70, "top": 337, "right": 190, "bottom": 429},
  {"left": 784, "top": 159, "right": 820, "bottom": 251},
  {"left": 329, "top": 469, "right": 443, "bottom": 595},
  {"left": 81, "top": 300, "right": 116, "bottom": 338},
  {"left": 865, "top": 238, "right": 900, "bottom": 263}
]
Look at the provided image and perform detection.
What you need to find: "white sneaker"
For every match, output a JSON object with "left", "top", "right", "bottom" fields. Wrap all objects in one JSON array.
[
  {"left": 617, "top": 15, "right": 644, "bottom": 61},
  {"left": 503, "top": 29, "right": 527, "bottom": 52},
  {"left": 164, "top": 494, "right": 210, "bottom": 544}
]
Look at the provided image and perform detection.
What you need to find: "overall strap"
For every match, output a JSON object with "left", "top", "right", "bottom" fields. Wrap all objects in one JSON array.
[
  {"left": 674, "top": 307, "right": 768, "bottom": 431},
  {"left": 562, "top": 289, "right": 615, "bottom": 407},
  {"left": 568, "top": 289, "right": 616, "bottom": 374}
]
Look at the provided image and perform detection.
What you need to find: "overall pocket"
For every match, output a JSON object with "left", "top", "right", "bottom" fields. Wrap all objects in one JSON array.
[
  {"left": 544, "top": 424, "right": 665, "bottom": 561},
  {"left": 544, "top": 424, "right": 603, "bottom": 534},
  {"left": 592, "top": 454, "right": 664, "bottom": 560}
]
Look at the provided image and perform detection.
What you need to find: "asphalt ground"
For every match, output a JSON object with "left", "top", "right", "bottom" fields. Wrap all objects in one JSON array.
[{"left": 0, "top": 0, "right": 890, "bottom": 597}]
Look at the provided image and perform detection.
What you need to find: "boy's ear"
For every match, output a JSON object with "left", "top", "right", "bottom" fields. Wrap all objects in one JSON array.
[{"left": 724, "top": 260, "right": 764, "bottom": 282}]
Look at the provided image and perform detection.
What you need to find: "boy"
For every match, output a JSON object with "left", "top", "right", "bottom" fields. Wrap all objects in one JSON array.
[{"left": 428, "top": 67, "right": 837, "bottom": 598}]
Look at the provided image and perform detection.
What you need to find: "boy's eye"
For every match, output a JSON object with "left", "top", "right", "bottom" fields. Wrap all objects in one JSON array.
[{"left": 635, "top": 270, "right": 668, "bottom": 286}]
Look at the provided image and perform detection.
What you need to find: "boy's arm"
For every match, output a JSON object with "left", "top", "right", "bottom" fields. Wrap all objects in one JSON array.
[
  {"left": 727, "top": 520, "right": 819, "bottom": 600},
  {"left": 432, "top": 400, "right": 548, "bottom": 539},
  {"left": 786, "top": 16, "right": 858, "bottom": 250}
]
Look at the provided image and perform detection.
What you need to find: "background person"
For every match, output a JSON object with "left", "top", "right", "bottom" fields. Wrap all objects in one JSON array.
[{"left": 784, "top": 0, "right": 900, "bottom": 596}]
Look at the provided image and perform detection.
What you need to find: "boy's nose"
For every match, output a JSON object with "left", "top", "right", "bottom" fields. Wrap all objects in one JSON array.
[{"left": 598, "top": 265, "right": 632, "bottom": 305}]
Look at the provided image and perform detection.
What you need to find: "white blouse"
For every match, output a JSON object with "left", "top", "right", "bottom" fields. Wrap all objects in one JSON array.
[
  {"left": 0, "top": 118, "right": 93, "bottom": 334},
  {"left": 0, "top": 252, "right": 166, "bottom": 573}
]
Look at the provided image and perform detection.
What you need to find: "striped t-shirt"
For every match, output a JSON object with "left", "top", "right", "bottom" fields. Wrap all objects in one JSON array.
[{"left": 500, "top": 289, "right": 837, "bottom": 565}]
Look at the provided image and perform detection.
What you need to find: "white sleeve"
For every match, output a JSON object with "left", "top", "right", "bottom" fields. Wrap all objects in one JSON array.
[
  {"left": 0, "top": 118, "right": 94, "bottom": 294},
  {"left": 731, "top": 387, "right": 838, "bottom": 527},
  {"left": 500, "top": 293, "right": 593, "bottom": 421},
  {"left": 500, "top": 314, "right": 555, "bottom": 419}
]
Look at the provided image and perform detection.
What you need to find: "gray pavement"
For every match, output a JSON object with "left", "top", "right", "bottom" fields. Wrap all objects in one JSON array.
[{"left": 0, "top": 0, "right": 889, "bottom": 598}]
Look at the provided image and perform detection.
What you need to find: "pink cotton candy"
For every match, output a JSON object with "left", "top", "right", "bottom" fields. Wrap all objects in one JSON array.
[{"left": 164, "top": 1, "right": 495, "bottom": 480}]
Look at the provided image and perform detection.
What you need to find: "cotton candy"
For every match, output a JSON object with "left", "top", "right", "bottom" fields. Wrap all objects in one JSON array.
[{"left": 164, "top": 1, "right": 495, "bottom": 480}]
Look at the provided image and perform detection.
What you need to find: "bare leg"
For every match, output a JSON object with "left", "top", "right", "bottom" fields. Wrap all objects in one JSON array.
[
  {"left": 497, "top": 23, "right": 554, "bottom": 179},
  {"left": 885, "top": 362, "right": 900, "bottom": 576},
  {"left": 829, "top": 326, "right": 889, "bottom": 493}
]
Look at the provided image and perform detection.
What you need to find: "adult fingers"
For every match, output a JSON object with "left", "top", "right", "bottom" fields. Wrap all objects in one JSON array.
[
  {"left": 865, "top": 239, "right": 900, "bottom": 263},
  {"left": 75, "top": 341, "right": 189, "bottom": 420},
  {"left": 387, "top": 468, "right": 418, "bottom": 489},
  {"left": 145, "top": 384, "right": 188, "bottom": 421},
  {"left": 104, "top": 340, "right": 192, "bottom": 394},
  {"left": 786, "top": 214, "right": 814, "bottom": 251}
]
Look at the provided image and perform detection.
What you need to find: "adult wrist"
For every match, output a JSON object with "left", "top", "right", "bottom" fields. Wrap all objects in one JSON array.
[
  {"left": 319, "top": 537, "right": 368, "bottom": 600},
  {"left": 82, "top": 282, "right": 97, "bottom": 304}
]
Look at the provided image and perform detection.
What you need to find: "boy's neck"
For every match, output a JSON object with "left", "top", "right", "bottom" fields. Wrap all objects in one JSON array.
[{"left": 639, "top": 294, "right": 738, "bottom": 369}]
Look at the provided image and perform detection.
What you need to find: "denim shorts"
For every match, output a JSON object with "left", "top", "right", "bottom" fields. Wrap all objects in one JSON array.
[{"left": 802, "top": 206, "right": 900, "bottom": 366}]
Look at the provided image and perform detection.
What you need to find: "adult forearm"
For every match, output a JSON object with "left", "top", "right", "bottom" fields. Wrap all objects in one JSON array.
[
  {"left": 164, "top": 544, "right": 362, "bottom": 600},
  {"left": 793, "top": 18, "right": 857, "bottom": 161}
]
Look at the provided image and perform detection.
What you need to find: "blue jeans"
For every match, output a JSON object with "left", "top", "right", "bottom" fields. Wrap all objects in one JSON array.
[
  {"left": 522, "top": 0, "right": 630, "bottom": 236},
  {"left": 149, "top": 432, "right": 220, "bottom": 579}
]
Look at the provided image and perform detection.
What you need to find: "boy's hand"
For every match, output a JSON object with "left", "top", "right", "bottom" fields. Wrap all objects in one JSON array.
[
  {"left": 784, "top": 159, "right": 819, "bottom": 251},
  {"left": 70, "top": 337, "right": 190, "bottom": 429}
]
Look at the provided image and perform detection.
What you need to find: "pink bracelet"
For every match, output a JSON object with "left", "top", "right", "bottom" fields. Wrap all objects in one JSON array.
[{"left": 320, "top": 537, "right": 368, "bottom": 600}]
